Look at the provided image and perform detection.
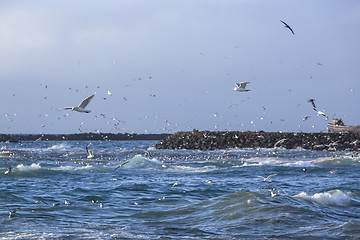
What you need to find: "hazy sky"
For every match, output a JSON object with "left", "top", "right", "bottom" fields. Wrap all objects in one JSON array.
[{"left": 1, "top": 0, "right": 360, "bottom": 134}]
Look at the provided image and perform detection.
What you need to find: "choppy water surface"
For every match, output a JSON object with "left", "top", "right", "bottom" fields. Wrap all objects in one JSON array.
[{"left": 1, "top": 140, "right": 360, "bottom": 239}]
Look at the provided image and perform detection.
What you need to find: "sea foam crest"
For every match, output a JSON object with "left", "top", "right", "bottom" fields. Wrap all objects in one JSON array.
[
  {"left": 294, "top": 189, "right": 352, "bottom": 207},
  {"left": 117, "top": 154, "right": 161, "bottom": 169},
  {"left": 53, "top": 165, "right": 92, "bottom": 171},
  {"left": 241, "top": 157, "right": 314, "bottom": 168},
  {"left": 16, "top": 163, "right": 41, "bottom": 171},
  {"left": 45, "top": 143, "right": 69, "bottom": 151}
]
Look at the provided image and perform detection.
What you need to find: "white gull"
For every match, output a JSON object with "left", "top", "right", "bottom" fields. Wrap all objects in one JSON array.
[{"left": 63, "top": 93, "right": 95, "bottom": 113}]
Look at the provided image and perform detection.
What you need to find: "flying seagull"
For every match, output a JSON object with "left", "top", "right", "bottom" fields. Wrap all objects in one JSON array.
[
  {"left": 7, "top": 207, "right": 20, "bottom": 218},
  {"left": 317, "top": 110, "right": 326, "bottom": 117},
  {"left": 233, "top": 82, "right": 251, "bottom": 92},
  {"left": 114, "top": 160, "right": 130, "bottom": 170},
  {"left": 171, "top": 179, "right": 181, "bottom": 190},
  {"left": 269, "top": 188, "right": 278, "bottom": 197},
  {"left": 4, "top": 167, "right": 12, "bottom": 175},
  {"left": 257, "top": 174, "right": 277, "bottom": 182},
  {"left": 63, "top": 93, "right": 95, "bottom": 113},
  {"left": 307, "top": 99, "right": 317, "bottom": 109},
  {"left": 86, "top": 147, "right": 94, "bottom": 159},
  {"left": 302, "top": 116, "right": 310, "bottom": 121},
  {"left": 280, "top": 20, "right": 294, "bottom": 35}
]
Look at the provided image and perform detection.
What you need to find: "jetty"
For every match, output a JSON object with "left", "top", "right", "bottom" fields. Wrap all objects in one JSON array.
[{"left": 155, "top": 130, "right": 360, "bottom": 151}]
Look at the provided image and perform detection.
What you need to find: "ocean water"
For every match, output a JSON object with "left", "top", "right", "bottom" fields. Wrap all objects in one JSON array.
[{"left": 1, "top": 140, "right": 360, "bottom": 239}]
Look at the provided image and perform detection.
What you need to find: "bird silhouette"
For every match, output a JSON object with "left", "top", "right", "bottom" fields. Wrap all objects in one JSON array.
[
  {"left": 281, "top": 20, "right": 294, "bottom": 35},
  {"left": 307, "top": 99, "right": 317, "bottom": 109}
]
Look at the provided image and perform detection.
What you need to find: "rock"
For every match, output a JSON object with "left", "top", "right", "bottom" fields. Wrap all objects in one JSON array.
[{"left": 155, "top": 131, "right": 360, "bottom": 151}]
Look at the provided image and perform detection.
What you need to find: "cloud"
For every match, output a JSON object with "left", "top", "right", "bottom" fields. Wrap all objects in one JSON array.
[{"left": 0, "top": 6, "right": 54, "bottom": 52}]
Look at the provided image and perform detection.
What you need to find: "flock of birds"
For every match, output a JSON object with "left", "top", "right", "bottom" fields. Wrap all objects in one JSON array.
[
  {"left": 2, "top": 18, "right": 338, "bottom": 134},
  {"left": 1, "top": 20, "right": 341, "bottom": 218},
  {"left": 55, "top": 21, "right": 298, "bottom": 124}
]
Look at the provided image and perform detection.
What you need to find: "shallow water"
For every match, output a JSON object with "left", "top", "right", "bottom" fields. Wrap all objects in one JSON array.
[{"left": 1, "top": 140, "right": 360, "bottom": 239}]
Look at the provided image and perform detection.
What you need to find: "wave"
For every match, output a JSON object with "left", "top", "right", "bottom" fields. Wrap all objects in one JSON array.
[
  {"left": 44, "top": 143, "right": 70, "bottom": 152},
  {"left": 16, "top": 163, "right": 41, "bottom": 171},
  {"left": 311, "top": 155, "right": 360, "bottom": 166},
  {"left": 173, "top": 165, "right": 218, "bottom": 173},
  {"left": 50, "top": 165, "right": 93, "bottom": 171},
  {"left": 294, "top": 189, "right": 352, "bottom": 207},
  {"left": 240, "top": 157, "right": 315, "bottom": 168},
  {"left": 116, "top": 154, "right": 168, "bottom": 169}
]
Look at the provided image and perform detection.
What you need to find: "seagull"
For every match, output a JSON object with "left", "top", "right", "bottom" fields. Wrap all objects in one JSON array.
[
  {"left": 317, "top": 110, "right": 326, "bottom": 116},
  {"left": 329, "top": 170, "right": 338, "bottom": 174},
  {"left": 280, "top": 20, "right": 294, "bottom": 35},
  {"left": 63, "top": 93, "right": 96, "bottom": 113},
  {"left": 4, "top": 167, "right": 12, "bottom": 175},
  {"left": 257, "top": 174, "right": 277, "bottom": 182},
  {"left": 171, "top": 180, "right": 180, "bottom": 190},
  {"left": 233, "top": 82, "right": 251, "bottom": 92},
  {"left": 7, "top": 207, "right": 20, "bottom": 218},
  {"left": 114, "top": 160, "right": 130, "bottom": 170},
  {"left": 302, "top": 116, "right": 310, "bottom": 121},
  {"left": 307, "top": 99, "right": 316, "bottom": 109},
  {"left": 269, "top": 189, "right": 278, "bottom": 197},
  {"left": 86, "top": 147, "right": 94, "bottom": 159}
]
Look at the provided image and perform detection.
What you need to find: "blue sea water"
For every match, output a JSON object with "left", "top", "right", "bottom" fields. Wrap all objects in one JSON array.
[{"left": 1, "top": 140, "right": 360, "bottom": 239}]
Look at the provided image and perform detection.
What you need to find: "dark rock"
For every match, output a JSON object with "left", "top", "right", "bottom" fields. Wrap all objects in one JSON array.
[{"left": 155, "top": 131, "right": 360, "bottom": 151}]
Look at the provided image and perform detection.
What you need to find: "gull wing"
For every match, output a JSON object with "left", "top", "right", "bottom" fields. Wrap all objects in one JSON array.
[
  {"left": 307, "top": 99, "right": 316, "bottom": 109},
  {"left": 239, "top": 82, "right": 250, "bottom": 89},
  {"left": 78, "top": 93, "right": 95, "bottom": 109},
  {"left": 86, "top": 147, "right": 90, "bottom": 155},
  {"left": 267, "top": 174, "right": 277, "bottom": 179},
  {"left": 280, "top": 20, "right": 294, "bottom": 35}
]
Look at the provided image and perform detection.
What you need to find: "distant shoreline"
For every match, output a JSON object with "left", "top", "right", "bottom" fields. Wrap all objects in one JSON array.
[{"left": 0, "top": 133, "right": 171, "bottom": 142}]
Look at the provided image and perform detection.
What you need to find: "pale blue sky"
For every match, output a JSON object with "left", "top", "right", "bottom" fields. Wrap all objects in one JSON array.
[{"left": 1, "top": 0, "right": 359, "bottom": 134}]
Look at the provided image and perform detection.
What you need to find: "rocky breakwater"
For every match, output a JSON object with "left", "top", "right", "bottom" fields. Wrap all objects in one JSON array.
[{"left": 155, "top": 130, "right": 360, "bottom": 151}]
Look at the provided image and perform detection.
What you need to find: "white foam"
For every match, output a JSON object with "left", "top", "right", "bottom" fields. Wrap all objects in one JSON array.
[
  {"left": 46, "top": 143, "right": 69, "bottom": 151},
  {"left": 174, "top": 165, "right": 218, "bottom": 173},
  {"left": 16, "top": 163, "right": 41, "bottom": 171},
  {"left": 51, "top": 165, "right": 92, "bottom": 171},
  {"left": 294, "top": 189, "right": 352, "bottom": 206},
  {"left": 239, "top": 157, "right": 315, "bottom": 168}
]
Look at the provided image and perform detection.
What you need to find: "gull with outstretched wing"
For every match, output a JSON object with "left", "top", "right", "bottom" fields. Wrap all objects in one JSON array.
[
  {"left": 233, "top": 82, "right": 251, "bottom": 92},
  {"left": 63, "top": 93, "right": 95, "bottom": 113}
]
